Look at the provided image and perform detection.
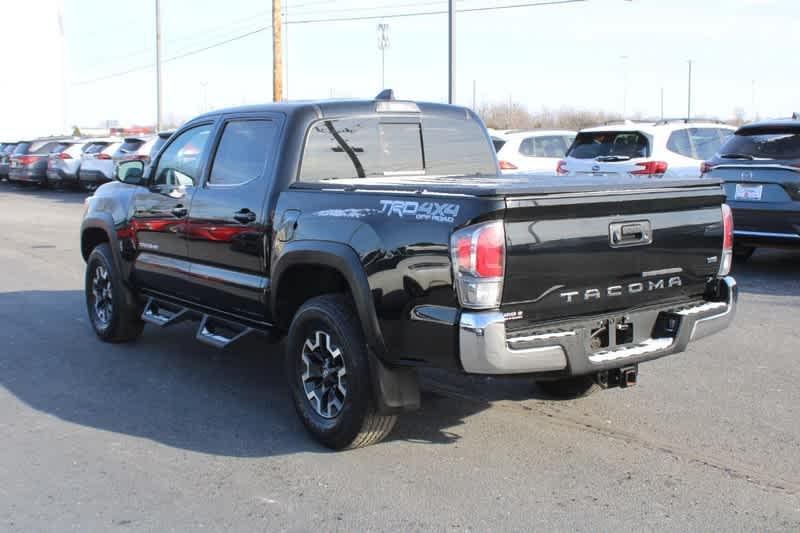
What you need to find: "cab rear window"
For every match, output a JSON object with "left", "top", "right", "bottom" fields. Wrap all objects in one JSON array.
[{"left": 567, "top": 131, "right": 650, "bottom": 159}]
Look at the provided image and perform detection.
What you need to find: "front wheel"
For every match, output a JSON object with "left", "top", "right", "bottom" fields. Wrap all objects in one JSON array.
[
  {"left": 85, "top": 243, "right": 144, "bottom": 342},
  {"left": 286, "top": 294, "right": 396, "bottom": 450}
]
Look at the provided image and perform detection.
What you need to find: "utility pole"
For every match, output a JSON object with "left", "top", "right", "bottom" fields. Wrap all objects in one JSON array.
[
  {"left": 686, "top": 59, "right": 692, "bottom": 120},
  {"left": 155, "top": 0, "right": 163, "bottom": 131},
  {"left": 448, "top": 0, "right": 455, "bottom": 104},
  {"left": 284, "top": 1, "right": 289, "bottom": 99},
  {"left": 377, "top": 24, "right": 389, "bottom": 89},
  {"left": 272, "top": 0, "right": 283, "bottom": 102}
]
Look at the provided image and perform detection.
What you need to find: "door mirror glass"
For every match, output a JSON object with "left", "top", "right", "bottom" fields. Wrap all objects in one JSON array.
[{"left": 116, "top": 160, "right": 145, "bottom": 185}]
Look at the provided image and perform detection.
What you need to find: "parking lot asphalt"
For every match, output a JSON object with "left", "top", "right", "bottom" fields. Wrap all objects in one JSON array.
[{"left": 0, "top": 183, "right": 799, "bottom": 532}]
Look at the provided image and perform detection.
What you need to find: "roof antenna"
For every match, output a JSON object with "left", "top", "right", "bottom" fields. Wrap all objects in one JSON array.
[{"left": 375, "top": 89, "right": 395, "bottom": 100}]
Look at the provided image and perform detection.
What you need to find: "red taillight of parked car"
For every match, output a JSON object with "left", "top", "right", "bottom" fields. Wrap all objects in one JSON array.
[
  {"left": 631, "top": 161, "right": 668, "bottom": 176},
  {"left": 17, "top": 155, "right": 39, "bottom": 166},
  {"left": 58, "top": 152, "right": 73, "bottom": 160},
  {"left": 95, "top": 153, "right": 112, "bottom": 160},
  {"left": 556, "top": 159, "right": 568, "bottom": 175},
  {"left": 498, "top": 160, "right": 517, "bottom": 170},
  {"left": 700, "top": 161, "right": 714, "bottom": 174}
]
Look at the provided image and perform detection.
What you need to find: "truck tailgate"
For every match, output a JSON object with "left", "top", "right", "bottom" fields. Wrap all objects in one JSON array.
[{"left": 502, "top": 184, "right": 726, "bottom": 326}]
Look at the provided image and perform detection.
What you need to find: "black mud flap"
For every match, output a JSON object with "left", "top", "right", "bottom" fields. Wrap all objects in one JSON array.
[{"left": 368, "top": 352, "right": 420, "bottom": 414}]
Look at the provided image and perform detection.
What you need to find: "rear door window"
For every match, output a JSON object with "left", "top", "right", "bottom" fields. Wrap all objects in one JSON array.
[
  {"left": 567, "top": 131, "right": 650, "bottom": 159},
  {"left": 208, "top": 120, "right": 277, "bottom": 186}
]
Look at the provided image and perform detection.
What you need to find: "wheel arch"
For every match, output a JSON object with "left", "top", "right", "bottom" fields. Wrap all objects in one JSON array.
[
  {"left": 81, "top": 216, "right": 127, "bottom": 278},
  {"left": 271, "top": 240, "right": 387, "bottom": 358}
]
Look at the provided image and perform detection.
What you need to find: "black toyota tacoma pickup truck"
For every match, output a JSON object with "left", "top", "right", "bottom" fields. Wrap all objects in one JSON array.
[{"left": 81, "top": 93, "right": 738, "bottom": 449}]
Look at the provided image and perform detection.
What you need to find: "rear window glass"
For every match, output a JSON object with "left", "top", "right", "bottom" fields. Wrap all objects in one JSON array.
[
  {"left": 13, "top": 142, "right": 31, "bottom": 155},
  {"left": 299, "top": 116, "right": 496, "bottom": 181},
  {"left": 119, "top": 139, "right": 145, "bottom": 153},
  {"left": 492, "top": 137, "right": 506, "bottom": 152},
  {"left": 31, "top": 142, "right": 59, "bottom": 154},
  {"left": 519, "top": 135, "right": 572, "bottom": 158},
  {"left": 1, "top": 144, "right": 15, "bottom": 154},
  {"left": 84, "top": 142, "right": 108, "bottom": 154},
  {"left": 567, "top": 131, "right": 650, "bottom": 159},
  {"left": 718, "top": 130, "right": 800, "bottom": 160},
  {"left": 49, "top": 142, "right": 71, "bottom": 154}
]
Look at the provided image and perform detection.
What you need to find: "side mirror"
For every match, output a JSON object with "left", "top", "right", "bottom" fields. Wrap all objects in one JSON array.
[{"left": 116, "top": 160, "right": 146, "bottom": 185}]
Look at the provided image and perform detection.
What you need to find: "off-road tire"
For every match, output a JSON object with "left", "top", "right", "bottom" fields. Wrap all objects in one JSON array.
[
  {"left": 286, "top": 294, "right": 397, "bottom": 450},
  {"left": 536, "top": 375, "right": 600, "bottom": 399},
  {"left": 85, "top": 243, "right": 144, "bottom": 342}
]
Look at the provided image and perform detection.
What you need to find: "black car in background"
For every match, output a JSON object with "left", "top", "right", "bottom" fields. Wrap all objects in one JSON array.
[
  {"left": 0, "top": 142, "right": 17, "bottom": 180},
  {"left": 703, "top": 117, "right": 800, "bottom": 258},
  {"left": 8, "top": 138, "right": 77, "bottom": 186}
]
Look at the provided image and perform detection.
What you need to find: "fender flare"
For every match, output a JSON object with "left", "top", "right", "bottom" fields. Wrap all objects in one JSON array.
[
  {"left": 271, "top": 240, "right": 387, "bottom": 358},
  {"left": 80, "top": 215, "right": 127, "bottom": 278}
]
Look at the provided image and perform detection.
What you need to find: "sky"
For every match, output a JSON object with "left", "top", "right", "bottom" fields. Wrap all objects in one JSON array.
[{"left": 0, "top": 0, "right": 797, "bottom": 137}]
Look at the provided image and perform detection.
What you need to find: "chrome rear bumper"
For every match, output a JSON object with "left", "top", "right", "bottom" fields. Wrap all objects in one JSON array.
[{"left": 458, "top": 276, "right": 737, "bottom": 375}]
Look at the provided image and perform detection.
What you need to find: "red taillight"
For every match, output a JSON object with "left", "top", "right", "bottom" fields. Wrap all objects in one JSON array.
[
  {"left": 631, "top": 161, "right": 668, "bottom": 175},
  {"left": 451, "top": 221, "right": 506, "bottom": 309},
  {"left": 475, "top": 223, "right": 505, "bottom": 277},
  {"left": 719, "top": 204, "right": 733, "bottom": 276},
  {"left": 498, "top": 160, "right": 517, "bottom": 170},
  {"left": 18, "top": 155, "right": 39, "bottom": 166},
  {"left": 556, "top": 159, "right": 568, "bottom": 175},
  {"left": 95, "top": 153, "right": 111, "bottom": 160},
  {"left": 700, "top": 161, "right": 714, "bottom": 174},
  {"left": 722, "top": 204, "right": 733, "bottom": 251},
  {"left": 58, "top": 152, "right": 72, "bottom": 160}
]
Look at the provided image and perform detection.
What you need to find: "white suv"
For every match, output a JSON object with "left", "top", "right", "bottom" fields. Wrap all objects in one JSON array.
[
  {"left": 557, "top": 120, "right": 735, "bottom": 179},
  {"left": 492, "top": 129, "right": 576, "bottom": 174}
]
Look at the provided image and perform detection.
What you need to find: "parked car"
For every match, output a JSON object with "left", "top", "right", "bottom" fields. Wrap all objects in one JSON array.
[
  {"left": 9, "top": 138, "right": 78, "bottom": 185},
  {"left": 46, "top": 139, "right": 99, "bottom": 187},
  {"left": 495, "top": 130, "right": 576, "bottom": 173},
  {"left": 78, "top": 140, "right": 122, "bottom": 190},
  {"left": 81, "top": 93, "right": 737, "bottom": 449},
  {"left": 116, "top": 131, "right": 173, "bottom": 166},
  {"left": 558, "top": 119, "right": 735, "bottom": 179},
  {"left": 702, "top": 117, "right": 800, "bottom": 257},
  {"left": 0, "top": 142, "right": 17, "bottom": 180}
]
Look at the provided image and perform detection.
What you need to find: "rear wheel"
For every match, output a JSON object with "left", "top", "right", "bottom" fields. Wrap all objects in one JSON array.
[
  {"left": 536, "top": 376, "right": 600, "bottom": 399},
  {"left": 286, "top": 294, "right": 396, "bottom": 449},
  {"left": 85, "top": 243, "right": 144, "bottom": 342}
]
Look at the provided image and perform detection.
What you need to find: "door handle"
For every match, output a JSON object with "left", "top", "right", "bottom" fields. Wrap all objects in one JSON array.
[
  {"left": 171, "top": 205, "right": 188, "bottom": 218},
  {"left": 233, "top": 209, "right": 256, "bottom": 224}
]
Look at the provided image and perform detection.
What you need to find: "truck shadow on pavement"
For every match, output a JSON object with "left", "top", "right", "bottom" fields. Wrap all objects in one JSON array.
[
  {"left": 734, "top": 249, "right": 800, "bottom": 297},
  {"left": 0, "top": 290, "right": 544, "bottom": 457}
]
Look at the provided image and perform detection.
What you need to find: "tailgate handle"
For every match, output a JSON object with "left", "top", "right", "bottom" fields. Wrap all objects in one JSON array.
[{"left": 609, "top": 221, "right": 652, "bottom": 248}]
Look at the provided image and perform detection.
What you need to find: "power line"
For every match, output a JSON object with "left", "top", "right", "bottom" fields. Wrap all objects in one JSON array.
[{"left": 72, "top": 0, "right": 587, "bottom": 86}]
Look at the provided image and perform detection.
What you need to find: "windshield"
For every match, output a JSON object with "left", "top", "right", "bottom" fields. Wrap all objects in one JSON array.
[
  {"left": 719, "top": 130, "right": 800, "bottom": 160},
  {"left": 567, "top": 131, "right": 650, "bottom": 159},
  {"left": 299, "top": 116, "right": 497, "bottom": 181}
]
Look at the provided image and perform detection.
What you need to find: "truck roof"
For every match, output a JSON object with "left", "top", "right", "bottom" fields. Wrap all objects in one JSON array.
[{"left": 192, "top": 98, "right": 474, "bottom": 122}]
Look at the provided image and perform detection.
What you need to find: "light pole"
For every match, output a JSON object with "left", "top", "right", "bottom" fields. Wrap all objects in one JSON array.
[
  {"left": 377, "top": 23, "right": 389, "bottom": 89},
  {"left": 155, "top": 0, "right": 163, "bottom": 131},
  {"left": 448, "top": 0, "right": 455, "bottom": 104},
  {"left": 687, "top": 59, "right": 692, "bottom": 120}
]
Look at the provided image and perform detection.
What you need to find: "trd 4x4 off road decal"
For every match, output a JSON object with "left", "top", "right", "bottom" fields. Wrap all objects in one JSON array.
[{"left": 379, "top": 200, "right": 460, "bottom": 223}]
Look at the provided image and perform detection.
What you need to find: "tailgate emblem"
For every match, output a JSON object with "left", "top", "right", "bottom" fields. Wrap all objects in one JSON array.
[
  {"left": 740, "top": 171, "right": 753, "bottom": 180},
  {"left": 609, "top": 220, "right": 652, "bottom": 248}
]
